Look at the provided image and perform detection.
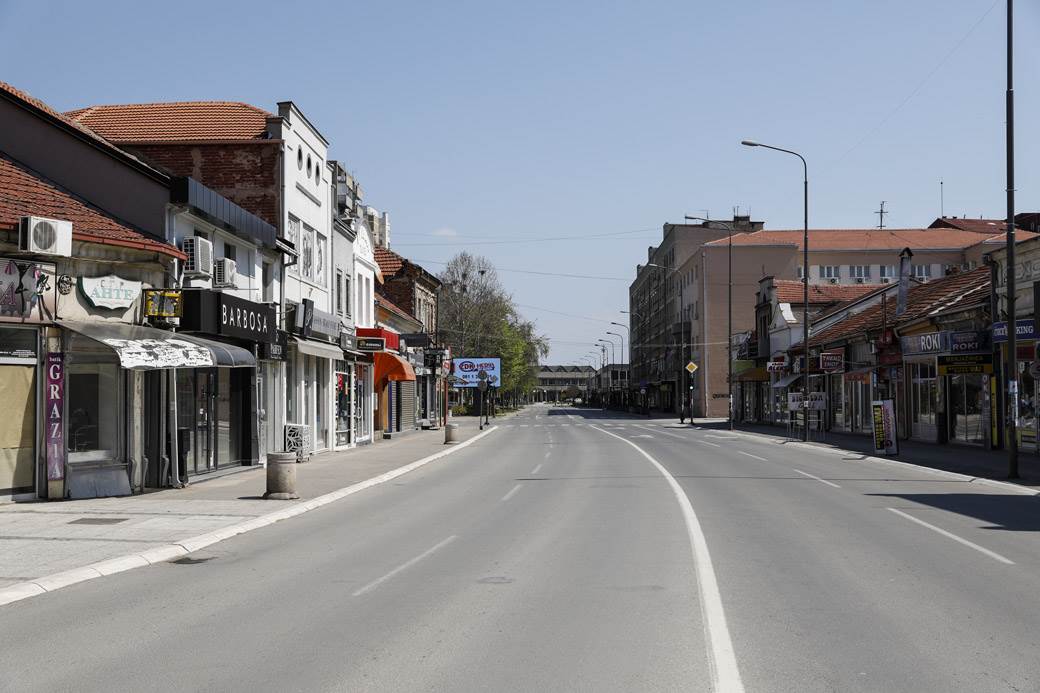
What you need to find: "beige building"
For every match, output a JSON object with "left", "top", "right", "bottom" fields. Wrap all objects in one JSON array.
[{"left": 670, "top": 225, "right": 1026, "bottom": 417}]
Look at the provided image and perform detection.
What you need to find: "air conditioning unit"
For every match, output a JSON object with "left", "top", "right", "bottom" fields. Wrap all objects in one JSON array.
[
  {"left": 855, "top": 277, "right": 865, "bottom": 284},
  {"left": 213, "top": 258, "right": 237, "bottom": 288},
  {"left": 828, "top": 277, "right": 839, "bottom": 284},
  {"left": 182, "top": 236, "right": 213, "bottom": 277},
  {"left": 880, "top": 277, "right": 892, "bottom": 284},
  {"left": 19, "top": 216, "right": 72, "bottom": 257}
]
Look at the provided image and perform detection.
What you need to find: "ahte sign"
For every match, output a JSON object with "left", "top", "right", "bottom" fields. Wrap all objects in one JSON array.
[{"left": 80, "top": 274, "right": 142, "bottom": 310}]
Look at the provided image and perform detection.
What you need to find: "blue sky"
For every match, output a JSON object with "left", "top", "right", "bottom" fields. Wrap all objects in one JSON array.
[{"left": 3, "top": 0, "right": 1038, "bottom": 363}]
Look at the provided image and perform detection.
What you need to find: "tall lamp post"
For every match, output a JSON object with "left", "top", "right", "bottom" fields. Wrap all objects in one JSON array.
[
  {"left": 606, "top": 330, "right": 626, "bottom": 364},
  {"left": 742, "top": 139, "right": 810, "bottom": 442},
  {"left": 1005, "top": 0, "right": 1019, "bottom": 478},
  {"left": 597, "top": 339, "right": 615, "bottom": 367},
  {"left": 646, "top": 263, "right": 684, "bottom": 415},
  {"left": 611, "top": 321, "right": 631, "bottom": 409},
  {"left": 687, "top": 215, "right": 736, "bottom": 430}
]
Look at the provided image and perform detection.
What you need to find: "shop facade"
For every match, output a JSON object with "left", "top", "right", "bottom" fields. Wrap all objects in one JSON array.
[{"left": 285, "top": 300, "right": 344, "bottom": 456}]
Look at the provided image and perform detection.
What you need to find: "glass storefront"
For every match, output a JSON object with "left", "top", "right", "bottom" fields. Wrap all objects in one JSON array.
[
  {"left": 948, "top": 373, "right": 986, "bottom": 446},
  {"left": 354, "top": 362, "right": 372, "bottom": 443},
  {"left": 67, "top": 361, "right": 122, "bottom": 463},
  {"left": 909, "top": 361, "right": 938, "bottom": 441},
  {"left": 335, "top": 360, "right": 352, "bottom": 447},
  {"left": 175, "top": 368, "right": 246, "bottom": 474}
]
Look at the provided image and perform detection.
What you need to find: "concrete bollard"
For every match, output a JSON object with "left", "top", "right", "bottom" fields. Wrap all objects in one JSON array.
[
  {"left": 263, "top": 451, "right": 300, "bottom": 500},
  {"left": 444, "top": 422, "right": 459, "bottom": 444}
]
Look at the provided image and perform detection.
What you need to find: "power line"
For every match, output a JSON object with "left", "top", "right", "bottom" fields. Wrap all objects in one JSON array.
[
  {"left": 513, "top": 303, "right": 617, "bottom": 324},
  {"left": 415, "top": 258, "right": 629, "bottom": 281},
  {"left": 391, "top": 227, "right": 658, "bottom": 246}
]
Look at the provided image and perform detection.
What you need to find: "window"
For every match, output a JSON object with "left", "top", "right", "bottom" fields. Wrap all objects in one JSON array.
[
  {"left": 306, "top": 154, "right": 312, "bottom": 178},
  {"left": 819, "top": 265, "right": 840, "bottom": 279},
  {"left": 849, "top": 265, "right": 870, "bottom": 279},
  {"left": 262, "top": 261, "right": 273, "bottom": 303},
  {"left": 297, "top": 148, "right": 303, "bottom": 170},
  {"left": 315, "top": 232, "right": 326, "bottom": 285},
  {"left": 336, "top": 270, "right": 344, "bottom": 316},
  {"left": 879, "top": 265, "right": 896, "bottom": 279},
  {"left": 67, "top": 362, "right": 121, "bottom": 459},
  {"left": 301, "top": 223, "right": 315, "bottom": 281},
  {"left": 797, "top": 266, "right": 805, "bottom": 279},
  {"left": 223, "top": 243, "right": 237, "bottom": 262},
  {"left": 912, "top": 264, "right": 932, "bottom": 279},
  {"left": 287, "top": 216, "right": 301, "bottom": 275},
  {"left": 344, "top": 275, "right": 352, "bottom": 317},
  {"left": 315, "top": 160, "right": 322, "bottom": 184}
]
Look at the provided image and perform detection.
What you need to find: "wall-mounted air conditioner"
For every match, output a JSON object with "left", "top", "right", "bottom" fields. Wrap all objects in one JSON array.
[
  {"left": 855, "top": 277, "right": 865, "bottom": 284},
  {"left": 19, "top": 216, "right": 72, "bottom": 257},
  {"left": 213, "top": 258, "right": 237, "bottom": 288},
  {"left": 828, "top": 278, "right": 839, "bottom": 284},
  {"left": 182, "top": 236, "right": 213, "bottom": 277},
  {"left": 880, "top": 277, "right": 892, "bottom": 284}
]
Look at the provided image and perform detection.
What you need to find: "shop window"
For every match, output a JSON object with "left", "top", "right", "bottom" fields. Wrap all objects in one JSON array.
[
  {"left": 67, "top": 363, "right": 120, "bottom": 460},
  {"left": 301, "top": 224, "right": 315, "bottom": 281},
  {"left": 287, "top": 216, "right": 301, "bottom": 275},
  {"left": 316, "top": 232, "right": 327, "bottom": 285}
]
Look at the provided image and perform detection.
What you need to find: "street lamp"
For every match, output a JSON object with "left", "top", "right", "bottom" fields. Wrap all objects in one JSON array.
[
  {"left": 606, "top": 331, "right": 625, "bottom": 364},
  {"left": 597, "top": 339, "right": 615, "bottom": 366},
  {"left": 742, "top": 139, "right": 810, "bottom": 442},
  {"left": 687, "top": 215, "right": 735, "bottom": 430}
]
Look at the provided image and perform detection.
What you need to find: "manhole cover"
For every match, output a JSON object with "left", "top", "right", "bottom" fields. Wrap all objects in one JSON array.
[{"left": 68, "top": 517, "right": 128, "bottom": 525}]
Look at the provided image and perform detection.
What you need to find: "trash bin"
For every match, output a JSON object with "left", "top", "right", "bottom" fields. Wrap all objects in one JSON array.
[
  {"left": 263, "top": 451, "right": 300, "bottom": 500},
  {"left": 444, "top": 422, "right": 459, "bottom": 444}
]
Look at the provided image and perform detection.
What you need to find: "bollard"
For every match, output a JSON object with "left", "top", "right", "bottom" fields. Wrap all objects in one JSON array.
[
  {"left": 444, "top": 422, "right": 459, "bottom": 444},
  {"left": 263, "top": 451, "right": 300, "bottom": 500}
]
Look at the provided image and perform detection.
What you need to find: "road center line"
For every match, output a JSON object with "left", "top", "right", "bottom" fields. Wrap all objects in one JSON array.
[
  {"left": 738, "top": 451, "right": 767, "bottom": 461},
  {"left": 887, "top": 508, "right": 1015, "bottom": 565},
  {"left": 501, "top": 484, "right": 523, "bottom": 502},
  {"left": 590, "top": 425, "right": 744, "bottom": 693},
  {"left": 531, "top": 464, "right": 543, "bottom": 475},
  {"left": 697, "top": 440, "right": 722, "bottom": 448},
  {"left": 792, "top": 468, "right": 841, "bottom": 488},
  {"left": 352, "top": 535, "right": 458, "bottom": 597}
]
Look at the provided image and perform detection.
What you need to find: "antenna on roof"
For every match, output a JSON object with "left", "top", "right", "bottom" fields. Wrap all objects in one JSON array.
[
  {"left": 875, "top": 201, "right": 888, "bottom": 229},
  {"left": 940, "top": 180, "right": 944, "bottom": 218}
]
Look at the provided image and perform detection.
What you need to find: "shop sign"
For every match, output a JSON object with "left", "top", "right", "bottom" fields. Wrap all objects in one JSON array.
[
  {"left": 79, "top": 274, "right": 142, "bottom": 310},
  {"left": 787, "top": 392, "right": 803, "bottom": 412},
  {"left": 401, "top": 332, "right": 431, "bottom": 348},
  {"left": 143, "top": 290, "right": 182, "bottom": 318},
  {"left": 290, "top": 300, "right": 340, "bottom": 342},
  {"left": 900, "top": 332, "right": 949, "bottom": 355},
  {"left": 871, "top": 399, "right": 898, "bottom": 455},
  {"left": 937, "top": 353, "right": 993, "bottom": 376},
  {"left": 992, "top": 320, "right": 1036, "bottom": 343},
  {"left": 261, "top": 330, "right": 288, "bottom": 361},
  {"left": 452, "top": 357, "right": 501, "bottom": 388},
  {"left": 357, "top": 337, "right": 386, "bottom": 352},
  {"left": 807, "top": 391, "right": 827, "bottom": 410},
  {"left": 767, "top": 358, "right": 786, "bottom": 372},
  {"left": 339, "top": 331, "right": 356, "bottom": 351},
  {"left": 0, "top": 258, "right": 56, "bottom": 324},
  {"left": 45, "top": 353, "right": 65, "bottom": 481},
  {"left": 949, "top": 331, "right": 990, "bottom": 354},
  {"left": 819, "top": 349, "right": 844, "bottom": 373},
  {"left": 181, "top": 290, "right": 275, "bottom": 343}
]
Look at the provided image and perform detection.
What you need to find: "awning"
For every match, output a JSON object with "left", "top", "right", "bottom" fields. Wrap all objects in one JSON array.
[
  {"left": 292, "top": 337, "right": 344, "bottom": 360},
  {"left": 374, "top": 352, "right": 416, "bottom": 383},
  {"left": 772, "top": 373, "right": 802, "bottom": 389},
  {"left": 60, "top": 320, "right": 255, "bottom": 369}
]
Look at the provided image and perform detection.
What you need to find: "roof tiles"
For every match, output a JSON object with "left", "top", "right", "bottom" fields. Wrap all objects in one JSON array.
[
  {"left": 774, "top": 280, "right": 883, "bottom": 304},
  {"left": 65, "top": 101, "right": 272, "bottom": 142},
  {"left": 705, "top": 228, "right": 1007, "bottom": 251}
]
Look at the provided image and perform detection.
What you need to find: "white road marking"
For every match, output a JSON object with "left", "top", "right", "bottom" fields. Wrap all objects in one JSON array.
[
  {"left": 792, "top": 468, "right": 841, "bottom": 489},
  {"left": 590, "top": 425, "right": 744, "bottom": 693},
  {"left": 520, "top": 424, "right": 529, "bottom": 428},
  {"left": 887, "top": 508, "right": 1015, "bottom": 565},
  {"left": 637, "top": 424, "right": 684, "bottom": 440},
  {"left": 697, "top": 440, "right": 722, "bottom": 448},
  {"left": 544, "top": 451, "right": 551, "bottom": 459},
  {"left": 738, "top": 451, "right": 768, "bottom": 462},
  {"left": 531, "top": 463, "right": 543, "bottom": 475},
  {"left": 352, "top": 535, "right": 458, "bottom": 597},
  {"left": 501, "top": 484, "right": 523, "bottom": 502}
]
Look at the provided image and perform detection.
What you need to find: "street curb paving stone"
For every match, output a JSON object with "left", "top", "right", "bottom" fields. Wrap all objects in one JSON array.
[{"left": 0, "top": 425, "right": 500, "bottom": 609}]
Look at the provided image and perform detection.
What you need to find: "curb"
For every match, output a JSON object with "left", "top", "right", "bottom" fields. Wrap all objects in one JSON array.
[
  {"left": 722, "top": 427, "right": 1040, "bottom": 497},
  {"left": 0, "top": 425, "right": 500, "bottom": 609}
]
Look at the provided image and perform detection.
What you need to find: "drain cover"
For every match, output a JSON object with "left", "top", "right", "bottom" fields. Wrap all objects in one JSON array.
[{"left": 68, "top": 517, "right": 128, "bottom": 525}]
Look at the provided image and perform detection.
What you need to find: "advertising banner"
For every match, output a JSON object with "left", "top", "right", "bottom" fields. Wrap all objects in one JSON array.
[
  {"left": 871, "top": 399, "right": 898, "bottom": 455},
  {"left": 45, "top": 353, "right": 65, "bottom": 481},
  {"left": 452, "top": 357, "right": 501, "bottom": 388},
  {"left": 0, "top": 258, "right": 56, "bottom": 324},
  {"left": 787, "top": 391, "right": 803, "bottom": 412}
]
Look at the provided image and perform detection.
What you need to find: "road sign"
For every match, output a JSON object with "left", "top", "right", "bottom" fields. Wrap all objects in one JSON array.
[{"left": 685, "top": 361, "right": 698, "bottom": 374}]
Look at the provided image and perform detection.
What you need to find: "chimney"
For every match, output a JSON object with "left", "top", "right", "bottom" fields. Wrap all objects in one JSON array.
[{"left": 896, "top": 247, "right": 913, "bottom": 316}]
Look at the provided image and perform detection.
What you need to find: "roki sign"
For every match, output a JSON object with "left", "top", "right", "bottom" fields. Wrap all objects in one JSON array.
[{"left": 452, "top": 357, "right": 501, "bottom": 388}]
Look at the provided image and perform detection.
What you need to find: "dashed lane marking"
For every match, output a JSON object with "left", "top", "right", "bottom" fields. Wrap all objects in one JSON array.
[
  {"left": 738, "top": 451, "right": 768, "bottom": 462},
  {"left": 501, "top": 484, "right": 523, "bottom": 502},
  {"left": 792, "top": 468, "right": 841, "bottom": 489},
  {"left": 887, "top": 508, "right": 1014, "bottom": 565},
  {"left": 353, "top": 535, "right": 458, "bottom": 597}
]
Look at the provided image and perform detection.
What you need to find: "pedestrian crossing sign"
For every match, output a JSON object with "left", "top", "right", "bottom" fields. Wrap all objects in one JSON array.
[{"left": 686, "top": 362, "right": 698, "bottom": 374}]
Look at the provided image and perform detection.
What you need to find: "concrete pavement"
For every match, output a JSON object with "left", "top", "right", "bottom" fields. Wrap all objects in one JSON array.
[{"left": 4, "top": 403, "right": 1040, "bottom": 691}]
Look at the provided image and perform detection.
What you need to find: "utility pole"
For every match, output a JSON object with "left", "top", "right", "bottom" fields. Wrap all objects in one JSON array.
[
  {"left": 875, "top": 201, "right": 887, "bottom": 229},
  {"left": 1006, "top": 0, "right": 1019, "bottom": 478}
]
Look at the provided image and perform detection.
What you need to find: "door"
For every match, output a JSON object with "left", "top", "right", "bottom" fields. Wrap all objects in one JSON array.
[
  {"left": 0, "top": 365, "right": 35, "bottom": 494},
  {"left": 195, "top": 370, "right": 214, "bottom": 472}
]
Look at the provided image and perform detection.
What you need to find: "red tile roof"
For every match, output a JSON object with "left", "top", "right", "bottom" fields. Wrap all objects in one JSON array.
[
  {"left": 929, "top": 217, "right": 1007, "bottom": 234},
  {"left": 65, "top": 101, "right": 272, "bottom": 142},
  {"left": 0, "top": 154, "right": 183, "bottom": 260},
  {"left": 774, "top": 280, "right": 883, "bottom": 304},
  {"left": 705, "top": 228, "right": 1004, "bottom": 251},
  {"left": 798, "top": 267, "right": 990, "bottom": 349},
  {"left": 373, "top": 246, "right": 405, "bottom": 277}
]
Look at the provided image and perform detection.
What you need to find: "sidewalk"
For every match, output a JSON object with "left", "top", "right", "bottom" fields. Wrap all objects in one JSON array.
[
  {"left": 0, "top": 417, "right": 491, "bottom": 591},
  {"left": 709, "top": 421, "right": 1040, "bottom": 490}
]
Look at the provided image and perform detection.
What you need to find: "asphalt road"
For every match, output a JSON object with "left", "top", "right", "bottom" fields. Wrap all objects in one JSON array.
[{"left": 4, "top": 404, "right": 1040, "bottom": 692}]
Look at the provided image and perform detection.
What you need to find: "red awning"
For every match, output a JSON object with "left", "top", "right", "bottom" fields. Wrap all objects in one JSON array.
[{"left": 374, "top": 352, "right": 415, "bottom": 383}]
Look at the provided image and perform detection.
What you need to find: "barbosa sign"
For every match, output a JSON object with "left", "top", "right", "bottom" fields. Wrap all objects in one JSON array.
[{"left": 221, "top": 302, "right": 270, "bottom": 338}]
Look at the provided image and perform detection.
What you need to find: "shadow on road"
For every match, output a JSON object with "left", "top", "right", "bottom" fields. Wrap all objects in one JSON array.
[{"left": 868, "top": 493, "right": 1040, "bottom": 532}]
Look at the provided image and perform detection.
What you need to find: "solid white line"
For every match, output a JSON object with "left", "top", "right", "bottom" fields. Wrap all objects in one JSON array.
[
  {"left": 531, "top": 464, "right": 543, "bottom": 475},
  {"left": 590, "top": 425, "right": 744, "bottom": 692},
  {"left": 352, "top": 535, "right": 458, "bottom": 597},
  {"left": 501, "top": 484, "right": 523, "bottom": 502},
  {"left": 544, "top": 450, "right": 551, "bottom": 459},
  {"left": 792, "top": 468, "right": 841, "bottom": 489},
  {"left": 887, "top": 508, "right": 1015, "bottom": 565},
  {"left": 738, "top": 451, "right": 767, "bottom": 462},
  {"left": 697, "top": 440, "right": 722, "bottom": 448}
]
